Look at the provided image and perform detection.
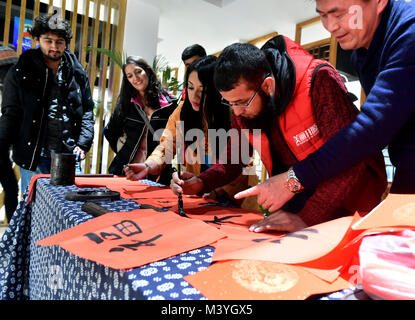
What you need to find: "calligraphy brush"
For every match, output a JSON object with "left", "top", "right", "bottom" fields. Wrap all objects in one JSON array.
[{"left": 177, "top": 163, "right": 187, "bottom": 217}]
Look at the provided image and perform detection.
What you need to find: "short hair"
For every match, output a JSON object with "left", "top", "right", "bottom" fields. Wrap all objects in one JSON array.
[
  {"left": 181, "top": 44, "right": 207, "bottom": 62},
  {"left": 29, "top": 14, "right": 73, "bottom": 44},
  {"left": 214, "top": 42, "right": 271, "bottom": 92}
]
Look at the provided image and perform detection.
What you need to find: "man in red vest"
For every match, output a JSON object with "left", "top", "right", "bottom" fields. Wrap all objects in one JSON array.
[{"left": 171, "top": 36, "right": 387, "bottom": 232}]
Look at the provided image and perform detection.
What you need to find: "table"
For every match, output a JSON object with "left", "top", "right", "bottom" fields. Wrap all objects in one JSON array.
[
  {"left": 0, "top": 178, "right": 214, "bottom": 300},
  {"left": 0, "top": 178, "right": 357, "bottom": 300}
]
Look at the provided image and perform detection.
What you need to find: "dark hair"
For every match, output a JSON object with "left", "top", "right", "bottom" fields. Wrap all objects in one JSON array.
[
  {"left": 29, "top": 14, "right": 73, "bottom": 44},
  {"left": 180, "top": 55, "right": 230, "bottom": 151},
  {"left": 181, "top": 44, "right": 207, "bottom": 62},
  {"left": 118, "top": 56, "right": 164, "bottom": 114},
  {"left": 214, "top": 43, "right": 271, "bottom": 92}
]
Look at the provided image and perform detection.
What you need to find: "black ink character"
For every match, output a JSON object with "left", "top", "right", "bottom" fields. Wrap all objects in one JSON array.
[
  {"left": 109, "top": 234, "right": 163, "bottom": 252},
  {"left": 84, "top": 220, "right": 143, "bottom": 244},
  {"left": 251, "top": 228, "right": 318, "bottom": 244},
  {"left": 113, "top": 220, "right": 142, "bottom": 237},
  {"left": 204, "top": 215, "right": 243, "bottom": 225},
  {"left": 84, "top": 232, "right": 122, "bottom": 244}
]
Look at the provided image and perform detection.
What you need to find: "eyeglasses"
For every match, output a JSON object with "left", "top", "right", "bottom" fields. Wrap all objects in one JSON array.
[{"left": 221, "top": 73, "right": 271, "bottom": 108}]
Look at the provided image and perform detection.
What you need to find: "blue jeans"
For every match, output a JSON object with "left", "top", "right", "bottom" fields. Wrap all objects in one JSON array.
[{"left": 19, "top": 156, "right": 82, "bottom": 194}]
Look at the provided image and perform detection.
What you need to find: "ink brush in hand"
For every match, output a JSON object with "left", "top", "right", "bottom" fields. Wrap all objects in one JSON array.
[{"left": 177, "top": 163, "right": 188, "bottom": 218}]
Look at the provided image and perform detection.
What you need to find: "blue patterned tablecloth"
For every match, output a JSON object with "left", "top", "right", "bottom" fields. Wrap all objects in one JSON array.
[
  {"left": 0, "top": 178, "right": 212, "bottom": 300},
  {"left": 0, "top": 178, "right": 359, "bottom": 300}
]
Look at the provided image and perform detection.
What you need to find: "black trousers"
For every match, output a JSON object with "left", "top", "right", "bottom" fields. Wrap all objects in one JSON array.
[{"left": 0, "top": 159, "right": 18, "bottom": 222}]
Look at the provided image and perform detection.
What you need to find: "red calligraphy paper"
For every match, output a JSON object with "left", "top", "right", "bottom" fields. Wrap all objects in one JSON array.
[
  {"left": 133, "top": 198, "right": 178, "bottom": 208},
  {"left": 212, "top": 225, "right": 283, "bottom": 250},
  {"left": 184, "top": 260, "right": 353, "bottom": 300},
  {"left": 107, "top": 185, "right": 177, "bottom": 200},
  {"left": 26, "top": 174, "right": 50, "bottom": 204},
  {"left": 211, "top": 218, "right": 356, "bottom": 283},
  {"left": 74, "top": 176, "right": 146, "bottom": 188},
  {"left": 290, "top": 213, "right": 364, "bottom": 282},
  {"left": 133, "top": 195, "right": 216, "bottom": 208},
  {"left": 219, "top": 224, "right": 283, "bottom": 242},
  {"left": 37, "top": 209, "right": 226, "bottom": 269},
  {"left": 211, "top": 216, "right": 354, "bottom": 267},
  {"left": 352, "top": 193, "right": 415, "bottom": 230},
  {"left": 181, "top": 195, "right": 217, "bottom": 205},
  {"left": 170, "top": 204, "right": 264, "bottom": 228}
]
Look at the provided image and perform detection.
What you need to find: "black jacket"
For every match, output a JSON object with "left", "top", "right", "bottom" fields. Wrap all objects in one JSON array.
[
  {"left": 104, "top": 92, "right": 177, "bottom": 185},
  {"left": 0, "top": 48, "right": 94, "bottom": 171}
]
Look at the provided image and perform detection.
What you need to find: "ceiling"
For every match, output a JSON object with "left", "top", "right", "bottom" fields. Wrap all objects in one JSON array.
[{"left": 138, "top": 0, "right": 321, "bottom": 69}]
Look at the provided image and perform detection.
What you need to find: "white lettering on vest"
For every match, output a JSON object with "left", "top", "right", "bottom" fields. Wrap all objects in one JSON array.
[{"left": 293, "top": 124, "right": 319, "bottom": 146}]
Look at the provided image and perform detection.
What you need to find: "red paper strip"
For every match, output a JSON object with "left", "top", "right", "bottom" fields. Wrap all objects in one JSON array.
[
  {"left": 212, "top": 219, "right": 356, "bottom": 283},
  {"left": 134, "top": 198, "right": 178, "bottom": 208},
  {"left": 211, "top": 216, "right": 354, "bottom": 265},
  {"left": 26, "top": 174, "right": 51, "bottom": 204},
  {"left": 170, "top": 204, "right": 264, "bottom": 228},
  {"left": 184, "top": 260, "right": 353, "bottom": 300},
  {"left": 74, "top": 176, "right": 145, "bottom": 188},
  {"left": 212, "top": 224, "right": 283, "bottom": 250},
  {"left": 37, "top": 209, "right": 226, "bottom": 269},
  {"left": 107, "top": 185, "right": 176, "bottom": 200},
  {"left": 133, "top": 195, "right": 216, "bottom": 208},
  {"left": 352, "top": 193, "right": 415, "bottom": 230}
]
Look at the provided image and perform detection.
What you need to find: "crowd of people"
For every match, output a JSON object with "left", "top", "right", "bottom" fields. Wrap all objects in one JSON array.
[{"left": 1, "top": 0, "right": 414, "bottom": 233}]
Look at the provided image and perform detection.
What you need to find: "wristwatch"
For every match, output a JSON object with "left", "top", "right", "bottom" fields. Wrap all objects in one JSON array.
[{"left": 285, "top": 167, "right": 304, "bottom": 193}]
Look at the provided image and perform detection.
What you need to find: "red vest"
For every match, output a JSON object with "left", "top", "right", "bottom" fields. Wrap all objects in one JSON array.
[{"left": 238, "top": 36, "right": 333, "bottom": 176}]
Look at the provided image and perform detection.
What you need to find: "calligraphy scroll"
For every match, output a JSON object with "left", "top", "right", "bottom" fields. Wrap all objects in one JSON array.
[
  {"left": 133, "top": 195, "right": 216, "bottom": 208},
  {"left": 74, "top": 176, "right": 146, "bottom": 188},
  {"left": 184, "top": 260, "right": 353, "bottom": 300},
  {"left": 352, "top": 193, "right": 415, "bottom": 230},
  {"left": 37, "top": 209, "right": 226, "bottom": 269},
  {"left": 170, "top": 204, "right": 264, "bottom": 228},
  {"left": 212, "top": 216, "right": 354, "bottom": 264}
]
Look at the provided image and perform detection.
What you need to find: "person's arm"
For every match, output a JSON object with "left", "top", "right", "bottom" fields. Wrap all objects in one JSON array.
[
  {"left": 294, "top": 24, "right": 415, "bottom": 188},
  {"left": 172, "top": 114, "right": 248, "bottom": 196},
  {"left": 237, "top": 23, "right": 415, "bottom": 212},
  {"left": 146, "top": 104, "right": 180, "bottom": 172},
  {"left": 76, "top": 72, "right": 95, "bottom": 153},
  {"left": 0, "top": 67, "right": 21, "bottom": 156},
  {"left": 125, "top": 106, "right": 180, "bottom": 180},
  {"left": 198, "top": 115, "right": 247, "bottom": 193},
  {"left": 296, "top": 66, "right": 369, "bottom": 226},
  {"left": 103, "top": 103, "right": 124, "bottom": 153}
]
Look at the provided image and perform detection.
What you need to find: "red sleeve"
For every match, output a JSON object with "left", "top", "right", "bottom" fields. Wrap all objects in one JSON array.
[
  {"left": 198, "top": 115, "right": 246, "bottom": 193},
  {"left": 297, "top": 66, "right": 367, "bottom": 226}
]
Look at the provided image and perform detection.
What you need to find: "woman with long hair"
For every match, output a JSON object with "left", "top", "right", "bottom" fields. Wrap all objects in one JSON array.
[
  {"left": 124, "top": 55, "right": 258, "bottom": 208},
  {"left": 104, "top": 56, "right": 178, "bottom": 185}
]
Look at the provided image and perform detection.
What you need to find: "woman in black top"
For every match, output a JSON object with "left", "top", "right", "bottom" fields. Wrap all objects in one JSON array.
[{"left": 104, "top": 56, "right": 177, "bottom": 184}]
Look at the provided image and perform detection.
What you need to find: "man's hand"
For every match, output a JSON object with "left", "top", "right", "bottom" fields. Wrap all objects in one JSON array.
[
  {"left": 234, "top": 171, "right": 295, "bottom": 213},
  {"left": 249, "top": 209, "right": 307, "bottom": 233},
  {"left": 73, "top": 146, "right": 86, "bottom": 161},
  {"left": 170, "top": 171, "right": 204, "bottom": 195},
  {"left": 124, "top": 160, "right": 159, "bottom": 180}
]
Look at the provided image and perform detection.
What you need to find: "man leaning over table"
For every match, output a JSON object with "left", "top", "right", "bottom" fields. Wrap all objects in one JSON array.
[
  {"left": 170, "top": 36, "right": 387, "bottom": 232},
  {"left": 0, "top": 13, "right": 94, "bottom": 194},
  {"left": 229, "top": 0, "right": 415, "bottom": 217}
]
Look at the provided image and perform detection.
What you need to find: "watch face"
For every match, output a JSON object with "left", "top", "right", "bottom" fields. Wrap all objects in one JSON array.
[{"left": 286, "top": 178, "right": 302, "bottom": 193}]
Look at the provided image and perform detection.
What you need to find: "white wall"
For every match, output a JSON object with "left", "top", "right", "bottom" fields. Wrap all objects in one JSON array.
[{"left": 123, "top": 0, "right": 160, "bottom": 65}]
